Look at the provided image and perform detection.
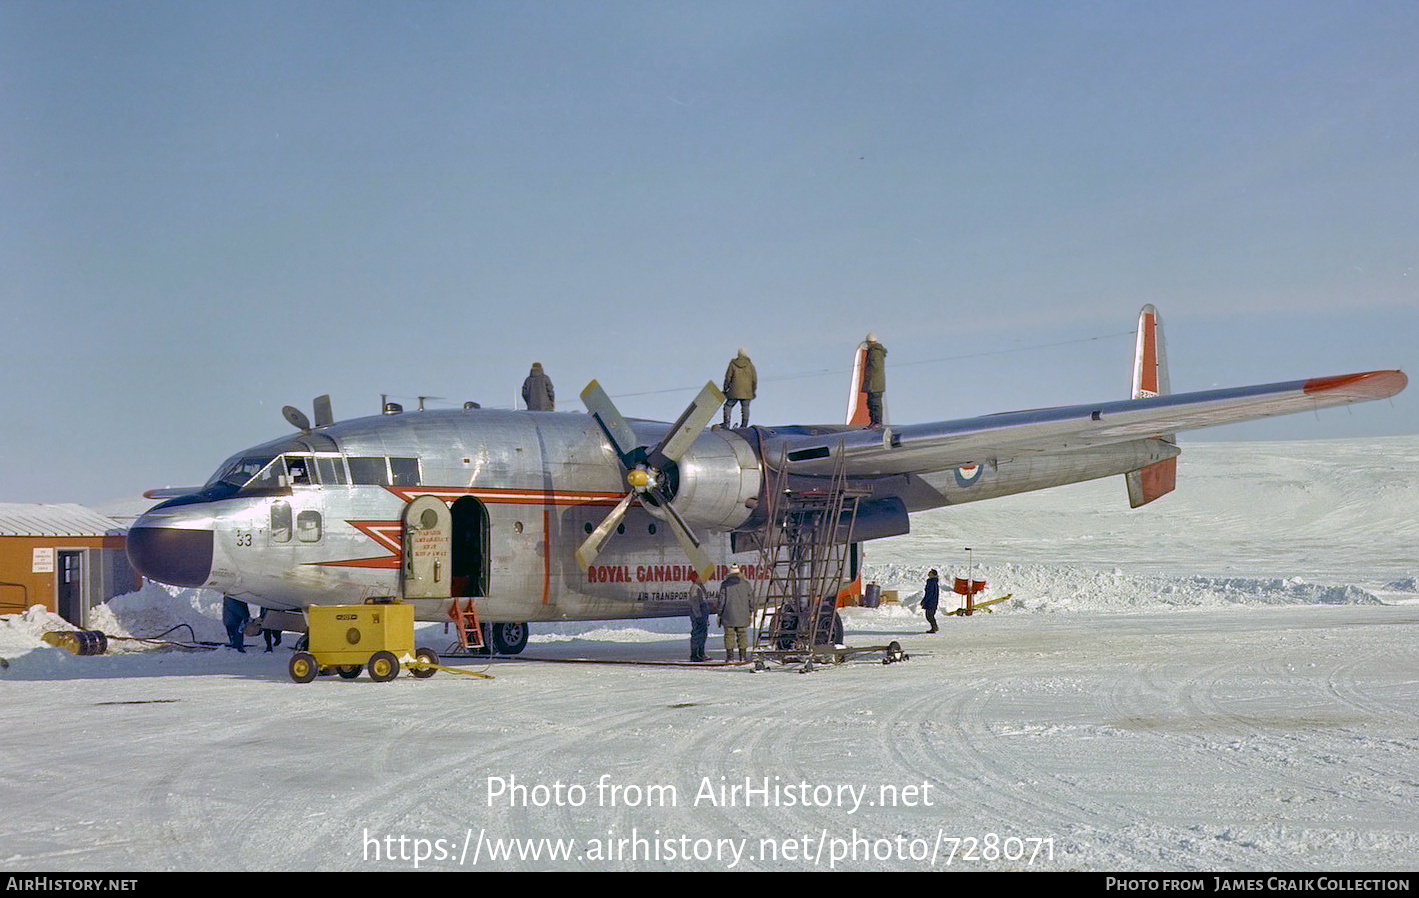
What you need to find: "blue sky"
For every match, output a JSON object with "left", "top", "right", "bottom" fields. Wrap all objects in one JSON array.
[{"left": 3, "top": 0, "right": 1415, "bottom": 505}]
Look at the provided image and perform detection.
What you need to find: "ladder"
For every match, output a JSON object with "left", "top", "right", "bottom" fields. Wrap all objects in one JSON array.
[
  {"left": 753, "top": 442, "right": 865, "bottom": 665},
  {"left": 448, "top": 598, "right": 486, "bottom": 652}
]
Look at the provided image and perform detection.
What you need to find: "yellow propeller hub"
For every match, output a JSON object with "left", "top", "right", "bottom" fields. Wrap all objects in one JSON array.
[{"left": 627, "top": 469, "right": 651, "bottom": 489}]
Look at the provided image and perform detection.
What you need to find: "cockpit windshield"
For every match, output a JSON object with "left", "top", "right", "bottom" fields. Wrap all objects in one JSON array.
[
  {"left": 244, "top": 457, "right": 291, "bottom": 491},
  {"left": 195, "top": 439, "right": 412, "bottom": 499},
  {"left": 207, "top": 456, "right": 277, "bottom": 490},
  {"left": 204, "top": 451, "right": 352, "bottom": 495}
]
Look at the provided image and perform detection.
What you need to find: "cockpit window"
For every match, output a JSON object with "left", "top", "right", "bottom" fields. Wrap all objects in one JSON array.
[
  {"left": 345, "top": 457, "right": 419, "bottom": 486},
  {"left": 390, "top": 457, "right": 420, "bottom": 486},
  {"left": 348, "top": 457, "right": 389, "bottom": 485},
  {"left": 245, "top": 457, "right": 289, "bottom": 491},
  {"left": 207, "top": 451, "right": 402, "bottom": 493},
  {"left": 226, "top": 453, "right": 352, "bottom": 493},
  {"left": 316, "top": 456, "right": 348, "bottom": 485},
  {"left": 209, "top": 456, "right": 276, "bottom": 490},
  {"left": 286, "top": 455, "right": 314, "bottom": 485}
]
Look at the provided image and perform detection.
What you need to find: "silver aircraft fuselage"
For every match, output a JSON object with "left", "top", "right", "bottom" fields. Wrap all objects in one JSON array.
[
  {"left": 129, "top": 407, "right": 762, "bottom": 622},
  {"left": 127, "top": 404, "right": 1176, "bottom": 624}
]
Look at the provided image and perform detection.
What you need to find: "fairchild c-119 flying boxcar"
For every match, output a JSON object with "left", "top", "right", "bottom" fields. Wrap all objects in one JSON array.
[{"left": 127, "top": 307, "right": 1407, "bottom": 653}]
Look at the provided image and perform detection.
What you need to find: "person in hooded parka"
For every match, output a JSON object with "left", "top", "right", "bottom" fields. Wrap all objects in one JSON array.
[
  {"left": 863, "top": 333, "right": 887, "bottom": 427},
  {"left": 722, "top": 348, "right": 757, "bottom": 427},
  {"left": 522, "top": 362, "right": 555, "bottom": 411}
]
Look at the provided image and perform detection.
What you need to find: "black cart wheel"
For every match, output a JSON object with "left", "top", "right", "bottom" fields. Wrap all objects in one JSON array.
[
  {"left": 289, "top": 652, "right": 318, "bottom": 684},
  {"left": 411, "top": 647, "right": 439, "bottom": 679},
  {"left": 336, "top": 665, "right": 362, "bottom": 679},
  {"left": 367, "top": 650, "right": 400, "bottom": 682}
]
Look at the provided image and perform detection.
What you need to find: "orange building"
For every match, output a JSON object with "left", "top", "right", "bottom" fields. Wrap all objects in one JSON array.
[{"left": 0, "top": 504, "right": 138, "bottom": 627}]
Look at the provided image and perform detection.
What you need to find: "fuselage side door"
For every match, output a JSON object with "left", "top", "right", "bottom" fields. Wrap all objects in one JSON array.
[{"left": 401, "top": 495, "right": 452, "bottom": 600}]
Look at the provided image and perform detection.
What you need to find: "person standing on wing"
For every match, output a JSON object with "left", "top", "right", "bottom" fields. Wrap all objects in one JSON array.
[
  {"left": 722, "top": 348, "right": 757, "bottom": 428},
  {"left": 863, "top": 333, "right": 887, "bottom": 427}
]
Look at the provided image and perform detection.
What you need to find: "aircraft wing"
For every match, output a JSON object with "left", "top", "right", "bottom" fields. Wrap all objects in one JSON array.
[{"left": 771, "top": 370, "right": 1407, "bottom": 477}]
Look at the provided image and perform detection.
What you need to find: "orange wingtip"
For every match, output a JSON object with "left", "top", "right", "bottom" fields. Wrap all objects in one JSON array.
[{"left": 1303, "top": 370, "right": 1408, "bottom": 400}]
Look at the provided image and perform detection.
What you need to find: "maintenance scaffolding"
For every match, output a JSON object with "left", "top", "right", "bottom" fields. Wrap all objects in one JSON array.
[{"left": 752, "top": 443, "right": 906, "bottom": 670}]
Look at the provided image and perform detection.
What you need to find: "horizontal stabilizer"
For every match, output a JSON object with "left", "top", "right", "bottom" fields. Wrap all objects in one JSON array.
[{"left": 1126, "top": 457, "right": 1177, "bottom": 508}]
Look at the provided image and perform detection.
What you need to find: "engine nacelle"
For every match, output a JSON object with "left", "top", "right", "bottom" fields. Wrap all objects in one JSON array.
[{"left": 667, "top": 429, "right": 761, "bottom": 532}]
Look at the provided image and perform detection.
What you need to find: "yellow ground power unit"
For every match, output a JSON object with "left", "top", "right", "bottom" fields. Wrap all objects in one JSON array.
[{"left": 289, "top": 601, "right": 438, "bottom": 683}]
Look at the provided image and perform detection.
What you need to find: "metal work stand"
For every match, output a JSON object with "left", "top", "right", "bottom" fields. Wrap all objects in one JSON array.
[{"left": 752, "top": 446, "right": 901, "bottom": 671}]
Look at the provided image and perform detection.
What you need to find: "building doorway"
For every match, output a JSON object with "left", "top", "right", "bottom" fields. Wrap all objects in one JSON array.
[{"left": 57, "top": 550, "right": 85, "bottom": 626}]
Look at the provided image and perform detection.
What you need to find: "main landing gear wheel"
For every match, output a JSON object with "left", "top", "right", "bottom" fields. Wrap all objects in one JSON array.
[
  {"left": 774, "top": 608, "right": 844, "bottom": 648},
  {"left": 491, "top": 622, "right": 528, "bottom": 655},
  {"left": 289, "top": 652, "right": 318, "bottom": 683},
  {"left": 367, "top": 650, "right": 400, "bottom": 682},
  {"left": 411, "top": 647, "right": 439, "bottom": 678},
  {"left": 776, "top": 608, "right": 799, "bottom": 650}
]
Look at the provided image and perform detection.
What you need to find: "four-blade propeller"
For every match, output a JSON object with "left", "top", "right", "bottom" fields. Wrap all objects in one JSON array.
[{"left": 577, "top": 380, "right": 725, "bottom": 581}]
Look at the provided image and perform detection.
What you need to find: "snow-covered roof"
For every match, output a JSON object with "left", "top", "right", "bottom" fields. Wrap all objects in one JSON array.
[{"left": 0, "top": 503, "right": 125, "bottom": 538}]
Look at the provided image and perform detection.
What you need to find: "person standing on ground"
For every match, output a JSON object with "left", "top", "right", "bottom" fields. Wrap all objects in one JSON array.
[
  {"left": 222, "top": 596, "right": 250, "bottom": 652},
  {"left": 259, "top": 607, "right": 283, "bottom": 652},
  {"left": 688, "top": 570, "right": 714, "bottom": 662},
  {"left": 922, "top": 569, "right": 940, "bottom": 633},
  {"left": 718, "top": 564, "right": 754, "bottom": 663}
]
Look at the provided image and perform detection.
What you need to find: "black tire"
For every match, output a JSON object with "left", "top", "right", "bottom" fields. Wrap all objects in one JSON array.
[
  {"left": 289, "top": 652, "right": 318, "bottom": 684},
  {"left": 411, "top": 647, "right": 439, "bottom": 679},
  {"left": 491, "top": 622, "right": 529, "bottom": 655},
  {"left": 776, "top": 608, "right": 799, "bottom": 650},
  {"left": 335, "top": 665, "right": 362, "bottom": 680},
  {"left": 367, "top": 650, "right": 400, "bottom": 682}
]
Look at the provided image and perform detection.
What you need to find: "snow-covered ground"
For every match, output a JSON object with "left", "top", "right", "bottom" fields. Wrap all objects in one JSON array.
[{"left": 2, "top": 437, "right": 1416, "bottom": 872}]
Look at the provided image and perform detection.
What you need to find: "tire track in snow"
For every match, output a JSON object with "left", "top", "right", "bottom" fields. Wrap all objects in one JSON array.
[{"left": 879, "top": 666, "right": 1147, "bottom": 869}]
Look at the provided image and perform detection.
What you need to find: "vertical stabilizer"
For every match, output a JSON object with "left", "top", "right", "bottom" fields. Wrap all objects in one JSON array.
[
  {"left": 1131, "top": 304, "right": 1169, "bottom": 399},
  {"left": 845, "top": 342, "right": 870, "bottom": 425},
  {"left": 1126, "top": 305, "right": 1178, "bottom": 507}
]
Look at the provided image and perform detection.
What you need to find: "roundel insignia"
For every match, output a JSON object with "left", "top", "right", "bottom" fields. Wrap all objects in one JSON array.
[{"left": 954, "top": 464, "right": 983, "bottom": 487}]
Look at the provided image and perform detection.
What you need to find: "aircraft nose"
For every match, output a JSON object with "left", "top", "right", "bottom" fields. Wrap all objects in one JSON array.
[{"left": 127, "top": 525, "right": 213, "bottom": 588}]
